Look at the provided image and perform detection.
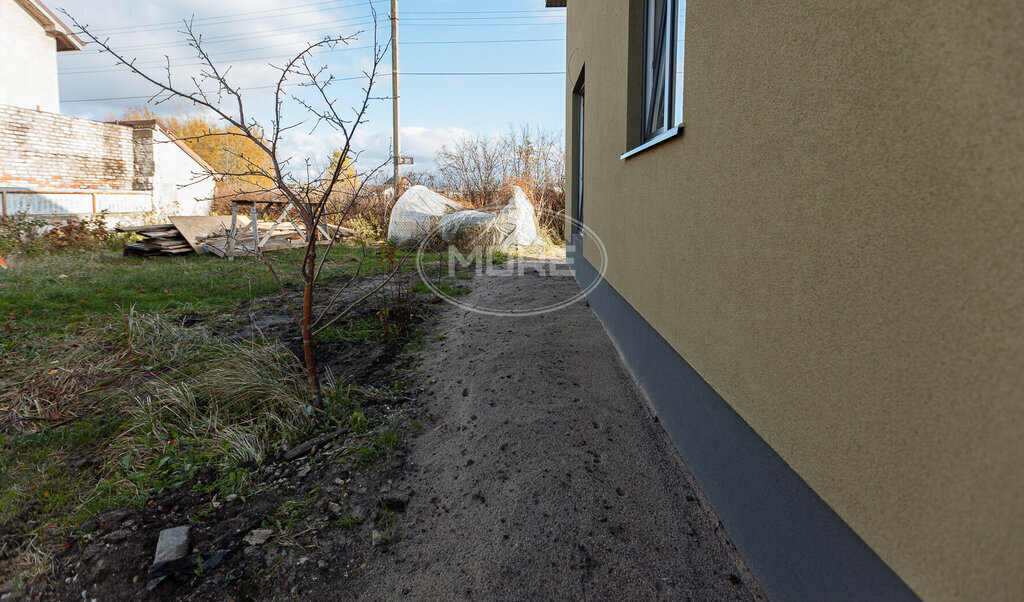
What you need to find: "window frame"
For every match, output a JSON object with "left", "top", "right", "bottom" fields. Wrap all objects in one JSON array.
[
  {"left": 622, "top": 0, "right": 684, "bottom": 160},
  {"left": 641, "top": 0, "right": 677, "bottom": 141},
  {"left": 573, "top": 82, "right": 585, "bottom": 237}
]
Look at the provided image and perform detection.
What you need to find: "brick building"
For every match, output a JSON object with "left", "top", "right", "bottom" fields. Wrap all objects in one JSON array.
[{"left": 0, "top": 0, "right": 215, "bottom": 221}]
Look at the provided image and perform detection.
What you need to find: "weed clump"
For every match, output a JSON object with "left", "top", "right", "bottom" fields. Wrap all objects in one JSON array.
[
  {"left": 0, "top": 311, "right": 312, "bottom": 591},
  {"left": 0, "top": 212, "right": 127, "bottom": 256},
  {"left": 117, "top": 311, "right": 313, "bottom": 470}
]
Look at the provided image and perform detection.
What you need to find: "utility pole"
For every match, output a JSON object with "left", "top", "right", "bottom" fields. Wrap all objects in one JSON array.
[{"left": 390, "top": 0, "right": 401, "bottom": 198}]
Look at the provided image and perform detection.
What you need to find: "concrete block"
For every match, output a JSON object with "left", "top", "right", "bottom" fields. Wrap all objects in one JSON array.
[{"left": 153, "top": 526, "right": 190, "bottom": 564}]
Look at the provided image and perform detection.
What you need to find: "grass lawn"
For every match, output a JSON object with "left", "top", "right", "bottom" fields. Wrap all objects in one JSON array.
[
  {"left": 0, "top": 238, "right": 551, "bottom": 591},
  {"left": 1, "top": 245, "right": 373, "bottom": 343},
  {"left": 0, "top": 242, "right": 440, "bottom": 591}
]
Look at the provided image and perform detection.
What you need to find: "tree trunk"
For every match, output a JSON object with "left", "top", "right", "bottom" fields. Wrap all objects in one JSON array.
[{"left": 302, "top": 227, "right": 322, "bottom": 408}]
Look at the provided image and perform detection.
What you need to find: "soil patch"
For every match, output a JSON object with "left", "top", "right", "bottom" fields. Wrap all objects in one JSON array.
[{"left": 15, "top": 261, "right": 764, "bottom": 601}]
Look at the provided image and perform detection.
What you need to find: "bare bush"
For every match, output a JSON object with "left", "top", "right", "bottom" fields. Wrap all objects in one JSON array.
[
  {"left": 66, "top": 7, "right": 397, "bottom": 407},
  {"left": 435, "top": 135, "right": 507, "bottom": 206},
  {"left": 433, "top": 124, "right": 566, "bottom": 237}
]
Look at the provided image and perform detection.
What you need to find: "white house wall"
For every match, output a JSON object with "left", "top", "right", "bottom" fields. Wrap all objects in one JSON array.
[
  {"left": 0, "top": 0, "right": 60, "bottom": 113},
  {"left": 151, "top": 129, "right": 214, "bottom": 216}
]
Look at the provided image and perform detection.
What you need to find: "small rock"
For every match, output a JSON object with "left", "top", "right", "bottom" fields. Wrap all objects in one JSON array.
[
  {"left": 284, "top": 432, "right": 333, "bottom": 461},
  {"left": 371, "top": 530, "right": 386, "bottom": 546},
  {"left": 225, "top": 494, "right": 238, "bottom": 503},
  {"left": 328, "top": 502, "right": 342, "bottom": 514},
  {"left": 243, "top": 529, "right": 273, "bottom": 546},
  {"left": 90, "top": 557, "right": 109, "bottom": 583},
  {"left": 81, "top": 545, "right": 100, "bottom": 561},
  {"left": 105, "top": 529, "right": 130, "bottom": 543},
  {"left": 153, "top": 526, "right": 190, "bottom": 564},
  {"left": 97, "top": 509, "right": 130, "bottom": 527},
  {"left": 318, "top": 560, "right": 328, "bottom": 569},
  {"left": 297, "top": 556, "right": 310, "bottom": 566},
  {"left": 333, "top": 478, "right": 344, "bottom": 487},
  {"left": 296, "top": 466, "right": 311, "bottom": 478}
]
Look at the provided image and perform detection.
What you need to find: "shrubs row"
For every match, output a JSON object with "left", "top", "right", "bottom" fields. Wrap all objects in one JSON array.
[{"left": 0, "top": 212, "right": 127, "bottom": 255}]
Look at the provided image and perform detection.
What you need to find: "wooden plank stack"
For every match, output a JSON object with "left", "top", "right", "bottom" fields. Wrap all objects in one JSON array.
[
  {"left": 200, "top": 222, "right": 308, "bottom": 257},
  {"left": 117, "top": 224, "right": 194, "bottom": 257},
  {"left": 116, "top": 218, "right": 357, "bottom": 258},
  {"left": 169, "top": 216, "right": 243, "bottom": 252},
  {"left": 199, "top": 223, "right": 357, "bottom": 258}
]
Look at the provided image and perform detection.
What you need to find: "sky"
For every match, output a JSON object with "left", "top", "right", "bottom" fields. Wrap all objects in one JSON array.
[{"left": 53, "top": 0, "right": 568, "bottom": 177}]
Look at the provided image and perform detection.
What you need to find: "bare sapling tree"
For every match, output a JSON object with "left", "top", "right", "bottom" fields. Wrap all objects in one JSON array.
[{"left": 66, "top": 6, "right": 398, "bottom": 408}]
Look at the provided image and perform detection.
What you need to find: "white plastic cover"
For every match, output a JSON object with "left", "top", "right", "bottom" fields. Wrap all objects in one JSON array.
[
  {"left": 387, "top": 185, "right": 540, "bottom": 249},
  {"left": 387, "top": 185, "right": 466, "bottom": 243},
  {"left": 492, "top": 186, "right": 540, "bottom": 248},
  {"left": 436, "top": 209, "right": 494, "bottom": 240}
]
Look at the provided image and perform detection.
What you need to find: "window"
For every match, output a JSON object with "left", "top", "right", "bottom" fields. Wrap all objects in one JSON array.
[
  {"left": 642, "top": 0, "right": 675, "bottom": 139},
  {"left": 625, "top": 0, "right": 685, "bottom": 157},
  {"left": 674, "top": 1, "right": 685, "bottom": 132},
  {"left": 573, "top": 81, "right": 585, "bottom": 236}
]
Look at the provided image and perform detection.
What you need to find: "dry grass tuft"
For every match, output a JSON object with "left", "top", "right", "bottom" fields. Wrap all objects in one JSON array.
[
  {"left": 117, "top": 311, "right": 312, "bottom": 467},
  {"left": 1, "top": 310, "right": 312, "bottom": 593}
]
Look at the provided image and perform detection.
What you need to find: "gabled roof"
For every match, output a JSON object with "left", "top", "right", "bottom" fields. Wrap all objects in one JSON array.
[{"left": 15, "top": 0, "right": 85, "bottom": 51}]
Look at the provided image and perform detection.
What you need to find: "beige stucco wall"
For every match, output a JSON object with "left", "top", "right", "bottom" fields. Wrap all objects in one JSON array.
[
  {"left": 0, "top": 0, "right": 60, "bottom": 113},
  {"left": 565, "top": 1, "right": 1024, "bottom": 601}
]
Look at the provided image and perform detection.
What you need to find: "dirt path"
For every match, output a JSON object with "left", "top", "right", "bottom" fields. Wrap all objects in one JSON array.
[{"left": 356, "top": 259, "right": 764, "bottom": 600}]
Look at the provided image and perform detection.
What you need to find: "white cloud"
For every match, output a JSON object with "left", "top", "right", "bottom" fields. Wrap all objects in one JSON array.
[
  {"left": 351, "top": 125, "right": 472, "bottom": 173},
  {"left": 56, "top": 0, "right": 383, "bottom": 118},
  {"left": 232, "top": 121, "right": 468, "bottom": 185},
  {"left": 277, "top": 124, "right": 471, "bottom": 180}
]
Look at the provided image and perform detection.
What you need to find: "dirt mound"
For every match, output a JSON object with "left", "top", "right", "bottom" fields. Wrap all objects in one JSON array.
[{"left": 25, "top": 393, "right": 420, "bottom": 601}]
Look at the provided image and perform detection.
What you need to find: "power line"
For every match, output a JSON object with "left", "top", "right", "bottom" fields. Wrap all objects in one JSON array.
[
  {"left": 395, "top": 21, "right": 566, "bottom": 27},
  {"left": 78, "top": 0, "right": 387, "bottom": 35},
  {"left": 402, "top": 9, "right": 559, "bottom": 14},
  {"left": 406, "top": 37, "right": 563, "bottom": 45},
  {"left": 60, "top": 38, "right": 565, "bottom": 75},
  {"left": 70, "top": 15, "right": 564, "bottom": 55},
  {"left": 78, "top": 6, "right": 554, "bottom": 36},
  {"left": 405, "top": 71, "right": 564, "bottom": 76},
  {"left": 74, "top": 16, "right": 382, "bottom": 53},
  {"left": 60, "top": 71, "right": 566, "bottom": 104}
]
